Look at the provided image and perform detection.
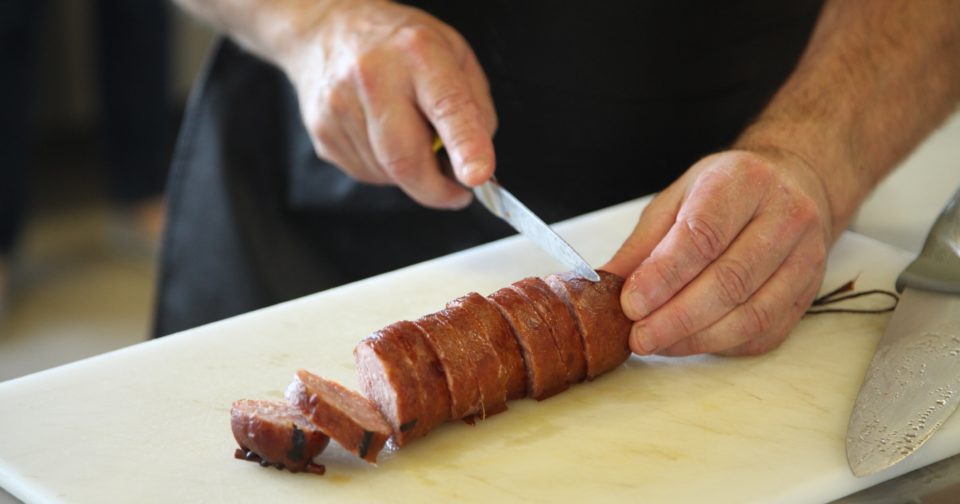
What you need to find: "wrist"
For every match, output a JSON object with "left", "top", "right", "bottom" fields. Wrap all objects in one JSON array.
[{"left": 733, "top": 120, "right": 865, "bottom": 243}]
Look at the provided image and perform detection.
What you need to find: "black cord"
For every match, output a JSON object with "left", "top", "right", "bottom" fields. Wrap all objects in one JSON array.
[{"left": 804, "top": 278, "right": 900, "bottom": 316}]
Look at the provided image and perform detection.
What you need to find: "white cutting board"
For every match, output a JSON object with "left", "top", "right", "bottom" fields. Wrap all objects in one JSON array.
[{"left": 1, "top": 198, "right": 957, "bottom": 503}]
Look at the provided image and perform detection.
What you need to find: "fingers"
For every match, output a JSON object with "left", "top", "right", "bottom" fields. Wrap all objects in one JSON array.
[
  {"left": 364, "top": 91, "right": 472, "bottom": 209},
  {"left": 620, "top": 159, "right": 774, "bottom": 321},
  {"left": 601, "top": 186, "right": 683, "bottom": 278},
  {"left": 460, "top": 49, "right": 498, "bottom": 136},
  {"left": 336, "top": 88, "right": 382, "bottom": 181},
  {"left": 299, "top": 9, "right": 495, "bottom": 209},
  {"left": 307, "top": 104, "right": 375, "bottom": 182},
  {"left": 614, "top": 151, "right": 833, "bottom": 357},
  {"left": 654, "top": 239, "right": 824, "bottom": 357},
  {"left": 410, "top": 32, "right": 495, "bottom": 187},
  {"left": 627, "top": 195, "right": 812, "bottom": 354}
]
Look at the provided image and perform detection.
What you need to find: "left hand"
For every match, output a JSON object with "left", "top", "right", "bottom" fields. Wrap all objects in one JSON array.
[{"left": 601, "top": 149, "right": 834, "bottom": 356}]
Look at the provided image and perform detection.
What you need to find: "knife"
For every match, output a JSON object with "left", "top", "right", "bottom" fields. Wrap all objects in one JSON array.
[
  {"left": 846, "top": 184, "right": 960, "bottom": 477},
  {"left": 433, "top": 138, "right": 599, "bottom": 282}
]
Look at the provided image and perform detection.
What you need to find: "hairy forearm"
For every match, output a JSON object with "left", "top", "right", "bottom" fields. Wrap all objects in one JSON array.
[
  {"left": 736, "top": 0, "right": 960, "bottom": 239},
  {"left": 172, "top": 0, "right": 351, "bottom": 71}
]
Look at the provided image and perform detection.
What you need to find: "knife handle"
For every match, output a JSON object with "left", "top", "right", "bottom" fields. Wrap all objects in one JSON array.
[{"left": 897, "top": 184, "right": 960, "bottom": 294}]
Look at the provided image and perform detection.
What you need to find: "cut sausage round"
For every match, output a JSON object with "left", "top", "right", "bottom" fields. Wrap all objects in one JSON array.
[
  {"left": 230, "top": 399, "right": 330, "bottom": 472},
  {"left": 489, "top": 287, "right": 568, "bottom": 400},
  {"left": 354, "top": 327, "right": 423, "bottom": 447},
  {"left": 414, "top": 313, "right": 482, "bottom": 419},
  {"left": 285, "top": 370, "right": 392, "bottom": 463},
  {"left": 449, "top": 292, "right": 527, "bottom": 400},
  {"left": 376, "top": 320, "right": 451, "bottom": 442},
  {"left": 512, "top": 277, "right": 586, "bottom": 384},
  {"left": 545, "top": 270, "right": 632, "bottom": 379},
  {"left": 440, "top": 302, "right": 508, "bottom": 419}
]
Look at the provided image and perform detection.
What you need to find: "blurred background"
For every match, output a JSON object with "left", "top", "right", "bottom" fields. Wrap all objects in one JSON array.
[{"left": 0, "top": 1, "right": 214, "bottom": 382}]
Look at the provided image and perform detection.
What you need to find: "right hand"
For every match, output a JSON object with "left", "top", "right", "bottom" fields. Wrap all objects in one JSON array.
[{"left": 282, "top": 0, "right": 497, "bottom": 209}]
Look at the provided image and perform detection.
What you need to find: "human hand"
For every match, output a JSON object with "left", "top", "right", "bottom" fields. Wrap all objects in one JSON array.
[
  {"left": 602, "top": 149, "right": 834, "bottom": 356},
  {"left": 281, "top": 0, "right": 497, "bottom": 208}
]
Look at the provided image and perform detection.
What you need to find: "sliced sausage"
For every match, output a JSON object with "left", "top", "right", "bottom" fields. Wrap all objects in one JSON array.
[
  {"left": 439, "top": 302, "right": 508, "bottom": 419},
  {"left": 285, "top": 370, "right": 392, "bottom": 463},
  {"left": 489, "top": 287, "right": 569, "bottom": 400},
  {"left": 449, "top": 292, "right": 527, "bottom": 400},
  {"left": 545, "top": 270, "right": 632, "bottom": 379},
  {"left": 230, "top": 399, "right": 330, "bottom": 473},
  {"left": 512, "top": 277, "right": 587, "bottom": 384},
  {"left": 379, "top": 320, "right": 451, "bottom": 440},
  {"left": 354, "top": 327, "right": 422, "bottom": 447},
  {"left": 415, "top": 312, "right": 482, "bottom": 419}
]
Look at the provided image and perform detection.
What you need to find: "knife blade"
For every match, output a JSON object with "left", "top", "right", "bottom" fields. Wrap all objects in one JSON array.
[
  {"left": 472, "top": 179, "right": 600, "bottom": 282},
  {"left": 846, "top": 184, "right": 960, "bottom": 477},
  {"left": 433, "top": 138, "right": 600, "bottom": 282}
]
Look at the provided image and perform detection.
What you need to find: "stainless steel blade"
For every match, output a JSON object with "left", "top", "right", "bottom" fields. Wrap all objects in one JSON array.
[
  {"left": 846, "top": 287, "right": 960, "bottom": 476},
  {"left": 847, "top": 184, "right": 960, "bottom": 476},
  {"left": 473, "top": 180, "right": 600, "bottom": 282}
]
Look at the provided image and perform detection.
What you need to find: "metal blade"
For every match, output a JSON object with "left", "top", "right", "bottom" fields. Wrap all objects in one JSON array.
[
  {"left": 846, "top": 287, "right": 960, "bottom": 476},
  {"left": 473, "top": 181, "right": 600, "bottom": 282}
]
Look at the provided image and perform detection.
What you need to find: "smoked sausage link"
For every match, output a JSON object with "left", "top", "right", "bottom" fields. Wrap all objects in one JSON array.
[{"left": 232, "top": 270, "right": 633, "bottom": 468}]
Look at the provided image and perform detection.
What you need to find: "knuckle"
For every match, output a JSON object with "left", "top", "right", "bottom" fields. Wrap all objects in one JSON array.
[
  {"left": 310, "top": 122, "right": 337, "bottom": 153},
  {"left": 380, "top": 153, "right": 421, "bottom": 182},
  {"left": 791, "top": 194, "right": 822, "bottom": 229},
  {"left": 811, "top": 240, "right": 828, "bottom": 265},
  {"left": 746, "top": 332, "right": 787, "bottom": 356},
  {"left": 684, "top": 215, "right": 726, "bottom": 261},
  {"left": 714, "top": 258, "right": 753, "bottom": 306},
  {"left": 741, "top": 302, "right": 774, "bottom": 337},
  {"left": 351, "top": 52, "right": 383, "bottom": 95},
  {"left": 794, "top": 280, "right": 822, "bottom": 313},
  {"left": 663, "top": 305, "right": 697, "bottom": 339},
  {"left": 324, "top": 87, "right": 350, "bottom": 117},
  {"left": 681, "top": 335, "right": 707, "bottom": 355},
  {"left": 649, "top": 259, "right": 683, "bottom": 293},
  {"left": 394, "top": 25, "right": 441, "bottom": 55},
  {"left": 739, "top": 153, "right": 776, "bottom": 181},
  {"left": 430, "top": 88, "right": 478, "bottom": 123}
]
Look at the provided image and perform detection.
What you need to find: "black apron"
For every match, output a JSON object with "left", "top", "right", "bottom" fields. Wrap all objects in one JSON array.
[{"left": 154, "top": 1, "right": 824, "bottom": 337}]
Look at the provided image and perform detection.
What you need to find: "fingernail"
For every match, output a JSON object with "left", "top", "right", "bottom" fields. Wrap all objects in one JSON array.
[
  {"left": 625, "top": 288, "right": 650, "bottom": 320},
  {"left": 459, "top": 162, "right": 485, "bottom": 183},
  {"left": 631, "top": 324, "right": 658, "bottom": 355}
]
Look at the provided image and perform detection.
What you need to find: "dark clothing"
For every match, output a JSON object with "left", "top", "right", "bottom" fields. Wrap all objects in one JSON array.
[
  {"left": 153, "top": 1, "right": 824, "bottom": 336},
  {"left": 0, "top": 0, "right": 44, "bottom": 252},
  {"left": 97, "top": 0, "right": 171, "bottom": 205}
]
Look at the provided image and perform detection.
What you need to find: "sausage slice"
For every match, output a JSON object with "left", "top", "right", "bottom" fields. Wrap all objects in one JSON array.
[
  {"left": 354, "top": 326, "right": 422, "bottom": 447},
  {"left": 285, "top": 370, "right": 392, "bottom": 463},
  {"left": 440, "top": 303, "right": 508, "bottom": 419},
  {"left": 381, "top": 321, "right": 451, "bottom": 440},
  {"left": 449, "top": 292, "right": 527, "bottom": 400},
  {"left": 230, "top": 399, "right": 330, "bottom": 473},
  {"left": 545, "top": 270, "right": 632, "bottom": 379},
  {"left": 489, "top": 287, "right": 568, "bottom": 400},
  {"left": 415, "top": 312, "right": 482, "bottom": 419},
  {"left": 512, "top": 277, "right": 587, "bottom": 384}
]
